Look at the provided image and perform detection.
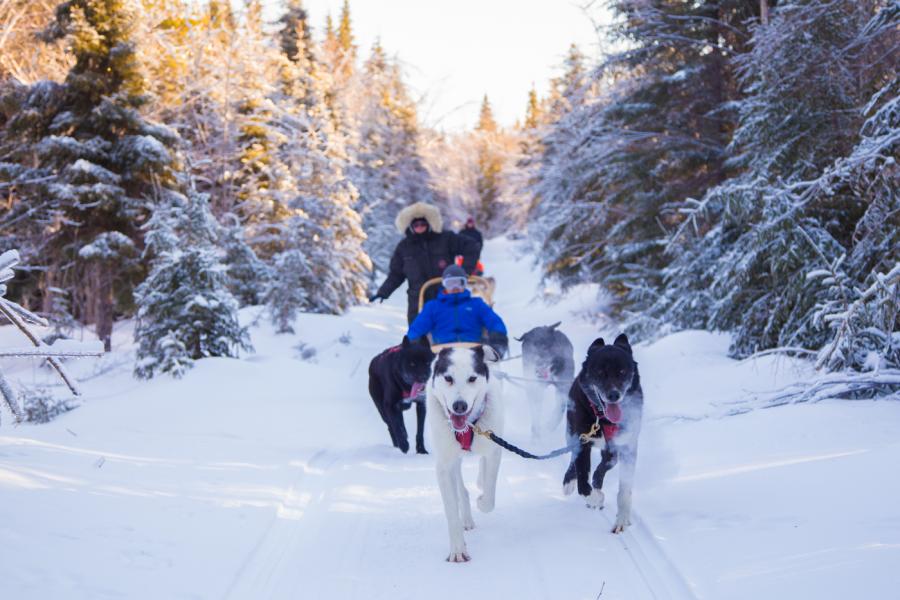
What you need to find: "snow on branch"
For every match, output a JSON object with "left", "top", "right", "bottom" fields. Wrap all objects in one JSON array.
[{"left": 0, "top": 249, "right": 103, "bottom": 425}]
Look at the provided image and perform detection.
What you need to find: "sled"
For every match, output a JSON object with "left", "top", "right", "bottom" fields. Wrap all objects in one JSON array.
[
  {"left": 417, "top": 275, "right": 496, "bottom": 313},
  {"left": 416, "top": 275, "right": 498, "bottom": 354}
]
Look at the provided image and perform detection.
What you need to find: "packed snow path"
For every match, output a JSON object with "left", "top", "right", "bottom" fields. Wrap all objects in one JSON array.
[{"left": 2, "top": 239, "right": 899, "bottom": 599}]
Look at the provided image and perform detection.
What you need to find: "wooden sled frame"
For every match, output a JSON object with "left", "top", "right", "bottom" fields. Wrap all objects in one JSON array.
[
  {"left": 417, "top": 276, "right": 496, "bottom": 313},
  {"left": 417, "top": 276, "right": 497, "bottom": 353}
]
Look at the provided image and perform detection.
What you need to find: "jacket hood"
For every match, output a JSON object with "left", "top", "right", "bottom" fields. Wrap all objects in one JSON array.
[{"left": 395, "top": 202, "right": 443, "bottom": 234}]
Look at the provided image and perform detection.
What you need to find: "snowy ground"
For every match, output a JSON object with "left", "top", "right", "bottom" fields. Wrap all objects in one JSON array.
[{"left": 2, "top": 238, "right": 899, "bottom": 600}]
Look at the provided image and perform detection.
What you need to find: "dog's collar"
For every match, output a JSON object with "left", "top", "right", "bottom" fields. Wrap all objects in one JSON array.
[
  {"left": 447, "top": 395, "right": 487, "bottom": 452},
  {"left": 578, "top": 380, "right": 623, "bottom": 425}
]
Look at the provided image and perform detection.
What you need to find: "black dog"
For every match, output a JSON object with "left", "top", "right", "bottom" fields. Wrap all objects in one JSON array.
[
  {"left": 368, "top": 336, "right": 435, "bottom": 454},
  {"left": 563, "top": 333, "right": 643, "bottom": 533},
  {"left": 516, "top": 322, "right": 575, "bottom": 436}
]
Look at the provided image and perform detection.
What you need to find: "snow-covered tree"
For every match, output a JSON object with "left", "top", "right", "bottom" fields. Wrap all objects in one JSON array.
[
  {"left": 134, "top": 187, "right": 251, "bottom": 379},
  {"left": 262, "top": 1, "right": 370, "bottom": 326},
  {"left": 0, "top": 0, "right": 184, "bottom": 350},
  {"left": 644, "top": 0, "right": 898, "bottom": 364},
  {"left": 350, "top": 43, "right": 436, "bottom": 273}
]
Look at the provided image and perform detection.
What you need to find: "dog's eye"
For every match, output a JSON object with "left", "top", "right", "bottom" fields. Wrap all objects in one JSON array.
[
  {"left": 444, "top": 375, "right": 454, "bottom": 385},
  {"left": 467, "top": 375, "right": 477, "bottom": 383}
]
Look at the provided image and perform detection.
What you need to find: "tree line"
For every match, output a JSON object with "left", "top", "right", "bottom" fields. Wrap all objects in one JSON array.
[
  {"left": 0, "top": 0, "right": 457, "bottom": 378},
  {"left": 523, "top": 0, "right": 898, "bottom": 385}
]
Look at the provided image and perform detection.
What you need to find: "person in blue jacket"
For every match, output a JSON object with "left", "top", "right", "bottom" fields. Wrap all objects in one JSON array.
[{"left": 407, "top": 265, "right": 509, "bottom": 357}]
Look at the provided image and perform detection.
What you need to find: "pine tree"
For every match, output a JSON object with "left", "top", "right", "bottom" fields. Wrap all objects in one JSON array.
[
  {"left": 630, "top": 0, "right": 897, "bottom": 376},
  {"left": 350, "top": 43, "right": 437, "bottom": 273},
  {"left": 337, "top": 0, "right": 357, "bottom": 76},
  {"left": 261, "top": 0, "right": 371, "bottom": 328},
  {"left": 524, "top": 85, "right": 542, "bottom": 130},
  {"left": 134, "top": 187, "right": 251, "bottom": 379},
  {"left": 474, "top": 95, "right": 504, "bottom": 228},
  {"left": 530, "top": 2, "right": 754, "bottom": 306},
  {"left": 0, "top": 0, "right": 184, "bottom": 350}
]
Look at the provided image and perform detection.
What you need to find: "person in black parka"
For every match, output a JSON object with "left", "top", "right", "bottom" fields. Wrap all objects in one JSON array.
[
  {"left": 369, "top": 202, "right": 479, "bottom": 324},
  {"left": 459, "top": 216, "right": 483, "bottom": 256}
]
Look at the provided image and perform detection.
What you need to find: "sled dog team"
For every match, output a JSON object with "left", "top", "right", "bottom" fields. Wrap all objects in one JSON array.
[
  {"left": 369, "top": 330, "right": 643, "bottom": 562},
  {"left": 368, "top": 202, "right": 644, "bottom": 562}
]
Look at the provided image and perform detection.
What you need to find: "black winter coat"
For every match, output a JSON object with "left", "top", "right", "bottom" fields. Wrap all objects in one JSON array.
[
  {"left": 459, "top": 227, "right": 483, "bottom": 249},
  {"left": 376, "top": 230, "right": 479, "bottom": 308}
]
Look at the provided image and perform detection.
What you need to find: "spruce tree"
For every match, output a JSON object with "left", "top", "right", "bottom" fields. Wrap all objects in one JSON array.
[
  {"left": 134, "top": 187, "right": 251, "bottom": 379},
  {"left": 0, "top": 0, "right": 184, "bottom": 350},
  {"left": 474, "top": 95, "right": 504, "bottom": 229},
  {"left": 531, "top": 2, "right": 754, "bottom": 305},
  {"left": 261, "top": 0, "right": 370, "bottom": 329},
  {"left": 350, "top": 43, "right": 437, "bottom": 273}
]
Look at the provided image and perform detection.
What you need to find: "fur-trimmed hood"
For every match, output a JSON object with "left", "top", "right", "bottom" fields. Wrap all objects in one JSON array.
[{"left": 395, "top": 202, "right": 443, "bottom": 234}]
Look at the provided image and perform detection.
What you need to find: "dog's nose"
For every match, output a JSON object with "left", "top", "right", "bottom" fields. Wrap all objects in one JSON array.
[
  {"left": 452, "top": 400, "right": 468, "bottom": 414},
  {"left": 607, "top": 390, "right": 621, "bottom": 403}
]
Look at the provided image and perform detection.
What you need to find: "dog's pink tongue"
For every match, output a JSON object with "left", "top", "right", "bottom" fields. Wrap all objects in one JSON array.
[
  {"left": 409, "top": 382, "right": 425, "bottom": 399},
  {"left": 604, "top": 402, "right": 623, "bottom": 424},
  {"left": 450, "top": 414, "right": 468, "bottom": 431}
]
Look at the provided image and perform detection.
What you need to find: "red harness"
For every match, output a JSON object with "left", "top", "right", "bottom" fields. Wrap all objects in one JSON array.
[
  {"left": 586, "top": 397, "right": 620, "bottom": 442},
  {"left": 455, "top": 428, "right": 475, "bottom": 451},
  {"left": 451, "top": 398, "right": 486, "bottom": 451}
]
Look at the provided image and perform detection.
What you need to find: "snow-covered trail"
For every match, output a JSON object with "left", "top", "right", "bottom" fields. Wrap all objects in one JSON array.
[{"left": 2, "top": 238, "right": 899, "bottom": 599}]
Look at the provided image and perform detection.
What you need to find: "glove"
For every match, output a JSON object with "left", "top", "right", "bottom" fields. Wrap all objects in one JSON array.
[
  {"left": 485, "top": 331, "right": 509, "bottom": 360},
  {"left": 368, "top": 293, "right": 384, "bottom": 303}
]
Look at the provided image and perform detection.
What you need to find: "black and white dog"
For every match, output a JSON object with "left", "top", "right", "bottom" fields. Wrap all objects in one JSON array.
[
  {"left": 426, "top": 346, "right": 503, "bottom": 562},
  {"left": 368, "top": 336, "right": 435, "bottom": 454},
  {"left": 563, "top": 334, "right": 643, "bottom": 533},
  {"left": 516, "top": 321, "right": 575, "bottom": 437}
]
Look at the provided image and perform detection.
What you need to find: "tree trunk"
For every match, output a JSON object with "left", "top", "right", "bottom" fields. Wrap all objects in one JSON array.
[
  {"left": 94, "top": 265, "right": 113, "bottom": 352},
  {"left": 760, "top": 0, "right": 769, "bottom": 25}
]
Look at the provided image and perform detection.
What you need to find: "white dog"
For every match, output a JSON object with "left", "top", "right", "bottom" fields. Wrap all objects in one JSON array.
[{"left": 426, "top": 345, "right": 504, "bottom": 562}]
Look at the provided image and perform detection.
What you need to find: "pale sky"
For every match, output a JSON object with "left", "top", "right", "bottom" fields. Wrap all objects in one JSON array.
[{"left": 266, "top": 0, "right": 605, "bottom": 131}]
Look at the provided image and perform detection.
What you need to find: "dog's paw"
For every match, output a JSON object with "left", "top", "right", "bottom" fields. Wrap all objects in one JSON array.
[
  {"left": 398, "top": 439, "right": 410, "bottom": 454},
  {"left": 586, "top": 489, "right": 605, "bottom": 510},
  {"left": 446, "top": 550, "right": 471, "bottom": 563},
  {"left": 562, "top": 479, "right": 576, "bottom": 496},
  {"left": 611, "top": 514, "right": 632, "bottom": 533},
  {"left": 463, "top": 515, "right": 476, "bottom": 530},
  {"left": 476, "top": 494, "right": 494, "bottom": 513},
  {"left": 416, "top": 446, "right": 428, "bottom": 455},
  {"left": 577, "top": 481, "right": 592, "bottom": 497}
]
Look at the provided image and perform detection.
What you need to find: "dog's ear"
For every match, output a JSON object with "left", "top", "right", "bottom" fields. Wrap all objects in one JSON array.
[
  {"left": 513, "top": 334, "right": 525, "bottom": 342},
  {"left": 613, "top": 333, "right": 631, "bottom": 353},
  {"left": 588, "top": 337, "right": 605, "bottom": 353},
  {"left": 548, "top": 321, "right": 562, "bottom": 330},
  {"left": 479, "top": 344, "right": 500, "bottom": 363},
  {"left": 401, "top": 335, "right": 411, "bottom": 348}
]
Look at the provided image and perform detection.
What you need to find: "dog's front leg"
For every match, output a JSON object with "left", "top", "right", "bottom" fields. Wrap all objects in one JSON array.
[
  {"left": 476, "top": 450, "right": 501, "bottom": 513},
  {"left": 574, "top": 441, "right": 593, "bottom": 498},
  {"left": 545, "top": 386, "right": 568, "bottom": 433},
  {"left": 385, "top": 399, "right": 410, "bottom": 453},
  {"left": 525, "top": 382, "right": 543, "bottom": 439},
  {"left": 414, "top": 401, "right": 428, "bottom": 454},
  {"left": 436, "top": 458, "right": 469, "bottom": 562},
  {"left": 612, "top": 445, "right": 636, "bottom": 533},
  {"left": 456, "top": 469, "right": 475, "bottom": 530}
]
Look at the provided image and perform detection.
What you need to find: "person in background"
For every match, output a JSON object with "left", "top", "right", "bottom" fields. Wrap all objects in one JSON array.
[
  {"left": 458, "top": 216, "right": 485, "bottom": 275},
  {"left": 459, "top": 216, "right": 483, "bottom": 255},
  {"left": 407, "top": 265, "right": 509, "bottom": 358},
  {"left": 369, "top": 203, "right": 479, "bottom": 324}
]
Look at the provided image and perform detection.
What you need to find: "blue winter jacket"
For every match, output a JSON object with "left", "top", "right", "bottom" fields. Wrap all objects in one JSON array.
[{"left": 407, "top": 290, "right": 506, "bottom": 345}]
